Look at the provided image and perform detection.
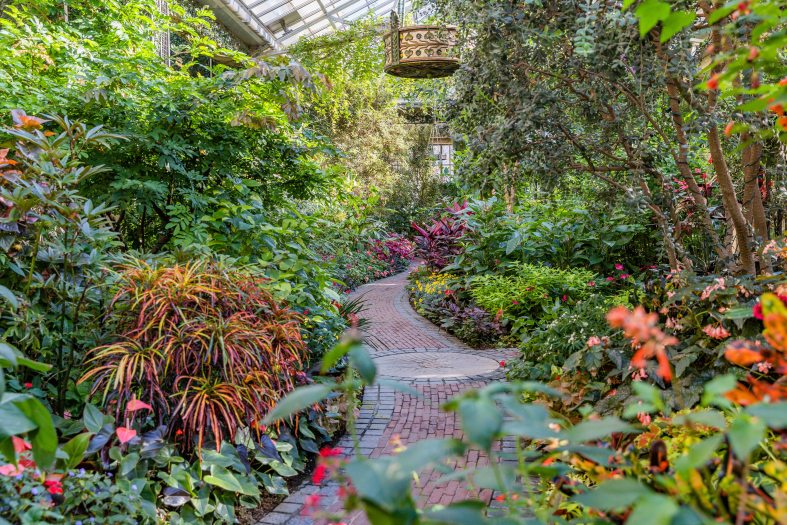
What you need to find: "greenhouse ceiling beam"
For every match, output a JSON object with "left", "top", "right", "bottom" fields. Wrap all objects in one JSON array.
[
  {"left": 316, "top": 0, "right": 339, "bottom": 30},
  {"left": 199, "top": 0, "right": 283, "bottom": 51},
  {"left": 279, "top": 0, "right": 403, "bottom": 44}
]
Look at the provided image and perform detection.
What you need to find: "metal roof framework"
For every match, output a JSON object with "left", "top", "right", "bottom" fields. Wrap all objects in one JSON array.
[{"left": 199, "top": 0, "right": 412, "bottom": 52}]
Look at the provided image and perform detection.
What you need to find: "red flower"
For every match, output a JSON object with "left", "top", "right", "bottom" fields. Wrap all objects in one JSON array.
[
  {"left": 319, "top": 446, "right": 343, "bottom": 458},
  {"left": 561, "top": 295, "right": 567, "bottom": 302},
  {"left": 753, "top": 294, "right": 787, "bottom": 320},
  {"left": 706, "top": 74, "right": 720, "bottom": 90},
  {"left": 499, "top": 360, "right": 506, "bottom": 368},
  {"left": 311, "top": 463, "right": 327, "bottom": 484},
  {"left": 44, "top": 479, "right": 63, "bottom": 495},
  {"left": 24, "top": 382, "right": 32, "bottom": 389}
]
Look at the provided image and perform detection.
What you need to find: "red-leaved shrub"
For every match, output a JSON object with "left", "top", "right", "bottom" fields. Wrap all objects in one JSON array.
[{"left": 80, "top": 260, "right": 307, "bottom": 451}]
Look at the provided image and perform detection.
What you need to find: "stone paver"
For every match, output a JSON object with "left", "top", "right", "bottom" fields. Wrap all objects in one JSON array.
[{"left": 257, "top": 265, "right": 516, "bottom": 525}]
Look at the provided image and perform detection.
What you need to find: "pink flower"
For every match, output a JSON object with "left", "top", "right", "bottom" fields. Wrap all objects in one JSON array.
[
  {"left": 619, "top": 274, "right": 630, "bottom": 279},
  {"left": 0, "top": 463, "right": 25, "bottom": 476},
  {"left": 756, "top": 361, "right": 773, "bottom": 373},
  {"left": 606, "top": 276, "right": 615, "bottom": 282},
  {"left": 702, "top": 324, "right": 730, "bottom": 340},
  {"left": 587, "top": 281, "right": 595, "bottom": 287},
  {"left": 700, "top": 277, "right": 726, "bottom": 300},
  {"left": 561, "top": 295, "right": 567, "bottom": 302},
  {"left": 615, "top": 264, "right": 624, "bottom": 271},
  {"left": 637, "top": 412, "right": 652, "bottom": 426},
  {"left": 586, "top": 336, "right": 602, "bottom": 347},
  {"left": 116, "top": 427, "right": 137, "bottom": 444},
  {"left": 126, "top": 399, "right": 153, "bottom": 412},
  {"left": 302, "top": 494, "right": 322, "bottom": 515}
]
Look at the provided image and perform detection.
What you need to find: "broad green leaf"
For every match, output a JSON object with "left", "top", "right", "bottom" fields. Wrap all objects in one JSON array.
[
  {"left": 746, "top": 402, "right": 787, "bottom": 429},
  {"left": 263, "top": 384, "right": 334, "bottom": 424},
  {"left": 565, "top": 417, "right": 634, "bottom": 443},
  {"left": 728, "top": 415, "right": 766, "bottom": 460},
  {"left": 320, "top": 338, "right": 358, "bottom": 373},
  {"left": 573, "top": 478, "right": 651, "bottom": 510},
  {"left": 423, "top": 500, "right": 488, "bottom": 525},
  {"left": 636, "top": 0, "right": 671, "bottom": 37},
  {"left": 627, "top": 494, "right": 679, "bottom": 525},
  {"left": 707, "top": 2, "right": 738, "bottom": 24},
  {"left": 15, "top": 397, "right": 57, "bottom": 469},
  {"left": 701, "top": 374, "right": 737, "bottom": 407},
  {"left": 723, "top": 306, "right": 755, "bottom": 320},
  {"left": 660, "top": 10, "right": 696, "bottom": 42},
  {"left": 672, "top": 409, "right": 727, "bottom": 429},
  {"left": 61, "top": 432, "right": 92, "bottom": 470},
  {"left": 674, "top": 434, "right": 724, "bottom": 474},
  {"left": 205, "top": 465, "right": 259, "bottom": 496},
  {"left": 458, "top": 397, "right": 502, "bottom": 450},
  {"left": 0, "top": 285, "right": 18, "bottom": 310},
  {"left": 0, "top": 401, "right": 37, "bottom": 439},
  {"left": 349, "top": 345, "right": 377, "bottom": 384},
  {"left": 0, "top": 344, "right": 17, "bottom": 369},
  {"left": 83, "top": 403, "right": 105, "bottom": 434}
]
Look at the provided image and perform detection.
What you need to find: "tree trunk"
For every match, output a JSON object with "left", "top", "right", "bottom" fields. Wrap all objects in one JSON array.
[
  {"left": 741, "top": 134, "right": 771, "bottom": 272},
  {"left": 663, "top": 78, "right": 731, "bottom": 270},
  {"left": 703, "top": 6, "right": 756, "bottom": 275}
]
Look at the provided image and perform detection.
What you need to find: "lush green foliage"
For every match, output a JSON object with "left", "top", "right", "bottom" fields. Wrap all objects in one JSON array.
[
  {"left": 270, "top": 292, "right": 787, "bottom": 525},
  {"left": 407, "top": 268, "right": 503, "bottom": 348},
  {"left": 469, "top": 262, "right": 596, "bottom": 336},
  {"left": 433, "top": 0, "right": 786, "bottom": 275},
  {"left": 0, "top": 113, "right": 119, "bottom": 414},
  {"left": 449, "top": 197, "right": 658, "bottom": 275}
]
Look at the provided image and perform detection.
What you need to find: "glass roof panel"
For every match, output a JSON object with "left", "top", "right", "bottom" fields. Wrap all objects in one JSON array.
[{"left": 205, "top": 0, "right": 411, "bottom": 50}]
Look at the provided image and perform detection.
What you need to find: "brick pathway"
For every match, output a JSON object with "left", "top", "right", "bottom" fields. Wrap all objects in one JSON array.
[{"left": 257, "top": 266, "right": 515, "bottom": 525}]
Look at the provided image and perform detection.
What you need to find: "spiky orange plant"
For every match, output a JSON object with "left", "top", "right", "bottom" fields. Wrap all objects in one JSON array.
[
  {"left": 79, "top": 260, "right": 306, "bottom": 451},
  {"left": 724, "top": 292, "right": 787, "bottom": 405}
]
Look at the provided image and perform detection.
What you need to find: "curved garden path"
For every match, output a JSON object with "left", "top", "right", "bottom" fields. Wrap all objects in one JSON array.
[{"left": 256, "top": 265, "right": 515, "bottom": 525}]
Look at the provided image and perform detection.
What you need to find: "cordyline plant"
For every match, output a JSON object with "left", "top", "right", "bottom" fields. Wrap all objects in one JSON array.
[
  {"left": 79, "top": 260, "right": 307, "bottom": 452},
  {"left": 411, "top": 203, "right": 469, "bottom": 270}
]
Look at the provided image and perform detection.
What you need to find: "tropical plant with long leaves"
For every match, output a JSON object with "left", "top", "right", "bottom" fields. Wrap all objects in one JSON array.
[{"left": 79, "top": 260, "right": 307, "bottom": 452}]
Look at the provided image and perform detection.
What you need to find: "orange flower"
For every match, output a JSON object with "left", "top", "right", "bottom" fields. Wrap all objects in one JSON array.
[
  {"left": 725, "top": 341, "right": 763, "bottom": 366},
  {"left": 606, "top": 306, "right": 676, "bottom": 381},
  {"left": 10, "top": 110, "right": 45, "bottom": 130},
  {"left": 724, "top": 121, "right": 735, "bottom": 136},
  {"left": 706, "top": 74, "right": 720, "bottom": 90},
  {"left": 769, "top": 104, "right": 785, "bottom": 116}
]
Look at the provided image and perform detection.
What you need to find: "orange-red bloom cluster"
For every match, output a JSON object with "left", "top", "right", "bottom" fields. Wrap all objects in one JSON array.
[{"left": 606, "top": 306, "right": 677, "bottom": 381}]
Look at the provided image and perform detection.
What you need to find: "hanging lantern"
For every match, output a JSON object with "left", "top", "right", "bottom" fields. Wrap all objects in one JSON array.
[{"left": 383, "top": 8, "right": 460, "bottom": 79}]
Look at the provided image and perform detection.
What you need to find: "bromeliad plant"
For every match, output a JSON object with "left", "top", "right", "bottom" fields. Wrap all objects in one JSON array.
[{"left": 79, "top": 260, "right": 308, "bottom": 452}]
